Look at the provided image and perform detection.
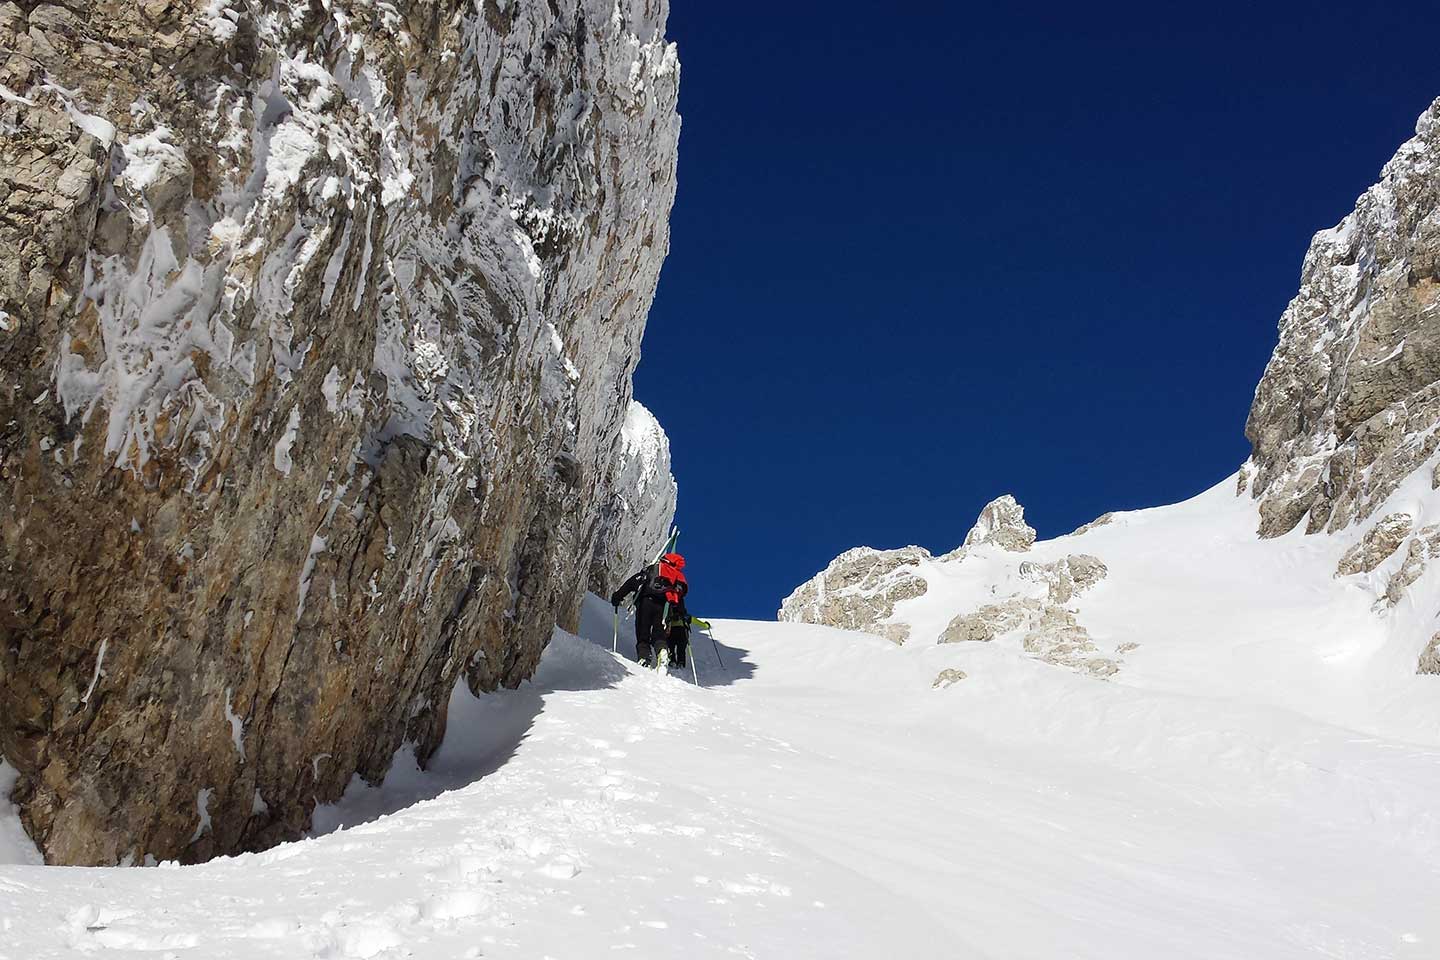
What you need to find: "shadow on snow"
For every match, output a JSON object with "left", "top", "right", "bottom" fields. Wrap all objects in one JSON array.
[{"left": 310, "top": 596, "right": 753, "bottom": 838}]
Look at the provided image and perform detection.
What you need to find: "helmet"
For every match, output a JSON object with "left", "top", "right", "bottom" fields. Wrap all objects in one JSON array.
[{"left": 661, "top": 552, "right": 685, "bottom": 569}]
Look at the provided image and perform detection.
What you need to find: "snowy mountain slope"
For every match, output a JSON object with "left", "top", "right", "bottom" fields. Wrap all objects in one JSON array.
[
  {"left": 805, "top": 468, "right": 1440, "bottom": 745},
  {"left": 2, "top": 589, "right": 1438, "bottom": 958}
]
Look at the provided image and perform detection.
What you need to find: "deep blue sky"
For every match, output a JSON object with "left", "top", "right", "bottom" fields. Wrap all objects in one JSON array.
[{"left": 631, "top": 1, "right": 1440, "bottom": 621}]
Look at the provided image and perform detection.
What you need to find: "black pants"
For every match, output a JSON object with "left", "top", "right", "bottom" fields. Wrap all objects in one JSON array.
[
  {"left": 634, "top": 599, "right": 668, "bottom": 662},
  {"left": 667, "top": 624, "right": 690, "bottom": 667}
]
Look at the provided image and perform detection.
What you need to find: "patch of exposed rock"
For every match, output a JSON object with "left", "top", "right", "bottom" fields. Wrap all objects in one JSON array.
[
  {"left": 1420, "top": 634, "right": 1440, "bottom": 675},
  {"left": 962, "top": 494, "right": 1036, "bottom": 552},
  {"left": 778, "top": 546, "right": 930, "bottom": 644},
  {"left": 588, "top": 401, "right": 678, "bottom": 595},
  {"left": 939, "top": 597, "right": 1118, "bottom": 679},
  {"left": 1244, "top": 98, "right": 1440, "bottom": 538},
  {"left": 932, "top": 668, "right": 967, "bottom": 689},
  {"left": 1067, "top": 513, "right": 1115, "bottom": 537},
  {"left": 1381, "top": 524, "right": 1440, "bottom": 607},
  {"left": 0, "top": 0, "right": 680, "bottom": 865},
  {"left": 1020, "top": 554, "right": 1107, "bottom": 604},
  {"left": 940, "top": 598, "right": 1043, "bottom": 644},
  {"left": 1335, "top": 514, "right": 1414, "bottom": 576},
  {"left": 1023, "top": 606, "right": 1119, "bottom": 679}
]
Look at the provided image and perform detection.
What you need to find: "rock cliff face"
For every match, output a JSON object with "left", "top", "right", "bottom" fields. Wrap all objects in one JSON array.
[
  {"left": 588, "top": 400, "right": 677, "bottom": 596},
  {"left": 1244, "top": 98, "right": 1440, "bottom": 539},
  {"left": 1243, "top": 97, "right": 1440, "bottom": 676},
  {"left": 0, "top": 0, "right": 679, "bottom": 864}
]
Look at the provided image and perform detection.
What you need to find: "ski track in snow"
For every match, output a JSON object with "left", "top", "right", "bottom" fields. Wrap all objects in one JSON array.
[{"left": 4, "top": 477, "right": 1440, "bottom": 958}]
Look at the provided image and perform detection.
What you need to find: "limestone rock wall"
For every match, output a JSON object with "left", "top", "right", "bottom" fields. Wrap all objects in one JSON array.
[
  {"left": 588, "top": 400, "right": 677, "bottom": 597},
  {"left": 1244, "top": 98, "right": 1440, "bottom": 539},
  {"left": 0, "top": 0, "right": 679, "bottom": 864}
]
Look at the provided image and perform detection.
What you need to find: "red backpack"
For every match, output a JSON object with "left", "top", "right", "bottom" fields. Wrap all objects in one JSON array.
[{"left": 656, "top": 553, "right": 687, "bottom": 604}]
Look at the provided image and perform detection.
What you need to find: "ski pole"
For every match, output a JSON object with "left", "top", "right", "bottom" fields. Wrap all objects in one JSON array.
[{"left": 707, "top": 628, "right": 725, "bottom": 671}]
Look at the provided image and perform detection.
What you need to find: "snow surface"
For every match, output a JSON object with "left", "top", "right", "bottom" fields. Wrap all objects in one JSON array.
[
  {"left": 0, "top": 760, "right": 41, "bottom": 866},
  {"left": 3, "top": 476, "right": 1440, "bottom": 956},
  {"left": 882, "top": 470, "right": 1440, "bottom": 744}
]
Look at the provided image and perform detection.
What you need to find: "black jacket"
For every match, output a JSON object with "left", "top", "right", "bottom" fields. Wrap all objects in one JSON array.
[{"left": 612, "top": 566, "right": 688, "bottom": 617}]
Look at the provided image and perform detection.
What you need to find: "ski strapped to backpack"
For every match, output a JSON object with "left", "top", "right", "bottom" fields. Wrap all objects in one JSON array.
[{"left": 654, "top": 526, "right": 681, "bottom": 626}]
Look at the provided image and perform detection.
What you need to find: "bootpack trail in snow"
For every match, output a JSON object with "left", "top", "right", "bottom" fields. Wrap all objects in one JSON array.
[{"left": 2, "top": 477, "right": 1440, "bottom": 958}]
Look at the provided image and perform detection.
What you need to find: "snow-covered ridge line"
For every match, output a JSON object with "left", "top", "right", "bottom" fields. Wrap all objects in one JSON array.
[{"left": 785, "top": 95, "right": 1440, "bottom": 693}]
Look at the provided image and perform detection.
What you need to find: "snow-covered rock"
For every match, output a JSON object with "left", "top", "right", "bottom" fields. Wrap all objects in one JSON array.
[
  {"left": 962, "top": 494, "right": 1036, "bottom": 552},
  {"left": 780, "top": 495, "right": 1102, "bottom": 670},
  {"left": 1420, "top": 633, "right": 1440, "bottom": 674},
  {"left": 1382, "top": 523, "right": 1440, "bottom": 608},
  {"left": 936, "top": 556, "right": 1117, "bottom": 678},
  {"left": 1335, "top": 513, "right": 1414, "bottom": 576},
  {"left": 0, "top": 0, "right": 680, "bottom": 864},
  {"left": 778, "top": 546, "right": 931, "bottom": 643},
  {"left": 931, "top": 667, "right": 967, "bottom": 687},
  {"left": 1244, "top": 97, "right": 1440, "bottom": 540},
  {"left": 1019, "top": 553, "right": 1107, "bottom": 604},
  {"left": 588, "top": 401, "right": 678, "bottom": 595}
]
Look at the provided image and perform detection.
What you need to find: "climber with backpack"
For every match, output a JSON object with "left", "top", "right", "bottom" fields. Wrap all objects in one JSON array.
[{"left": 611, "top": 552, "right": 688, "bottom": 668}]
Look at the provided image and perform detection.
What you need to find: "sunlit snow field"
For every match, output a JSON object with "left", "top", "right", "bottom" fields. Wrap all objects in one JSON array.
[{"left": 3, "top": 475, "right": 1440, "bottom": 959}]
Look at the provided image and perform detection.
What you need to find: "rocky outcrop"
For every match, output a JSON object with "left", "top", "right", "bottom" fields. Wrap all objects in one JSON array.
[
  {"left": 1381, "top": 524, "right": 1440, "bottom": 607},
  {"left": 940, "top": 598, "right": 1041, "bottom": 644},
  {"left": 1244, "top": 98, "right": 1440, "bottom": 539},
  {"left": 938, "top": 597, "right": 1118, "bottom": 679},
  {"left": 932, "top": 668, "right": 967, "bottom": 689},
  {"left": 962, "top": 494, "right": 1036, "bottom": 552},
  {"left": 0, "top": 0, "right": 680, "bottom": 865},
  {"left": 588, "top": 401, "right": 678, "bottom": 596},
  {"left": 778, "top": 546, "right": 930, "bottom": 644},
  {"left": 1066, "top": 513, "right": 1115, "bottom": 538},
  {"left": 1020, "top": 554, "right": 1107, "bottom": 604},
  {"left": 1335, "top": 513, "right": 1414, "bottom": 576},
  {"left": 935, "top": 550, "right": 1115, "bottom": 677},
  {"left": 1420, "top": 634, "right": 1440, "bottom": 675},
  {"left": 777, "top": 496, "right": 1112, "bottom": 673}
]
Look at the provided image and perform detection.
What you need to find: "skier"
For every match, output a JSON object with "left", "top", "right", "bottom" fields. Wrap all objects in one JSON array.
[
  {"left": 665, "top": 609, "right": 691, "bottom": 669},
  {"left": 611, "top": 552, "right": 688, "bottom": 668}
]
